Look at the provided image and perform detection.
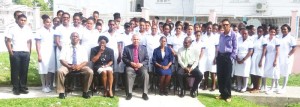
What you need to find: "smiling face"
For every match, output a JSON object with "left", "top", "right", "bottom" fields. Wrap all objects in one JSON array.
[
  {"left": 281, "top": 26, "right": 289, "bottom": 36},
  {"left": 17, "top": 17, "right": 27, "bottom": 27},
  {"left": 71, "top": 32, "right": 80, "bottom": 45},
  {"left": 160, "top": 37, "right": 167, "bottom": 47},
  {"left": 86, "top": 19, "right": 94, "bottom": 30},
  {"left": 62, "top": 14, "right": 70, "bottom": 26},
  {"left": 222, "top": 20, "right": 231, "bottom": 33},
  {"left": 44, "top": 18, "right": 52, "bottom": 29}
]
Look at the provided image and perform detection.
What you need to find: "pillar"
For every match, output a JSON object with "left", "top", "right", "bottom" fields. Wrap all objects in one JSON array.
[
  {"left": 141, "top": 7, "right": 149, "bottom": 21},
  {"left": 291, "top": 10, "right": 298, "bottom": 38},
  {"left": 208, "top": 9, "right": 216, "bottom": 23},
  {"left": 33, "top": 7, "right": 40, "bottom": 31}
]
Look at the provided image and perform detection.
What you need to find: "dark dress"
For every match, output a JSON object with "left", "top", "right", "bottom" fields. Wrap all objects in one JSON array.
[
  {"left": 90, "top": 46, "right": 114, "bottom": 72},
  {"left": 152, "top": 46, "right": 174, "bottom": 76}
]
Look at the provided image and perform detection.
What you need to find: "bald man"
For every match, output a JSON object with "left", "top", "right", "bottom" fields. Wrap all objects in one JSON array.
[{"left": 122, "top": 34, "right": 149, "bottom": 100}]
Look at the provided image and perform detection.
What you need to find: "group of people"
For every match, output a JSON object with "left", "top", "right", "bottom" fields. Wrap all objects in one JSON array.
[{"left": 4, "top": 10, "right": 296, "bottom": 102}]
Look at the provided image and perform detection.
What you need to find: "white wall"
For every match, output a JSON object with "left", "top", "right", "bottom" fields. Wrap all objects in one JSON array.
[
  {"left": 194, "top": 0, "right": 300, "bottom": 17},
  {"left": 144, "top": 0, "right": 194, "bottom": 16}
]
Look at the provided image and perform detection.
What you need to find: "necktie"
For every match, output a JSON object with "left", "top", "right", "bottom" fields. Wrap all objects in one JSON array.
[
  {"left": 184, "top": 48, "right": 188, "bottom": 65},
  {"left": 133, "top": 47, "right": 139, "bottom": 63},
  {"left": 72, "top": 47, "right": 77, "bottom": 65}
]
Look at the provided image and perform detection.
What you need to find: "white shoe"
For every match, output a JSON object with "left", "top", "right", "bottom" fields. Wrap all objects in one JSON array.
[
  {"left": 46, "top": 87, "right": 52, "bottom": 92},
  {"left": 241, "top": 88, "right": 247, "bottom": 93},
  {"left": 277, "top": 89, "right": 286, "bottom": 94},
  {"left": 265, "top": 90, "right": 274, "bottom": 94},
  {"left": 42, "top": 88, "right": 51, "bottom": 93}
]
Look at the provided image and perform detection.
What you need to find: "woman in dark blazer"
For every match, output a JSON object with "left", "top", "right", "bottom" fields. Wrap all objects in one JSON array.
[{"left": 152, "top": 36, "right": 174, "bottom": 95}]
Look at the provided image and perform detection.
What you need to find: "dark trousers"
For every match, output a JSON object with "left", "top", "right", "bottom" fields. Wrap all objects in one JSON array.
[
  {"left": 216, "top": 53, "right": 232, "bottom": 99},
  {"left": 177, "top": 66, "right": 203, "bottom": 92},
  {"left": 10, "top": 51, "right": 30, "bottom": 90}
]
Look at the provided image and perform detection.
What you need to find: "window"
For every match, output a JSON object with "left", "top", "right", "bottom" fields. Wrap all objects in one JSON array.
[
  {"left": 294, "top": 0, "right": 300, "bottom": 3},
  {"left": 156, "top": 0, "right": 171, "bottom": 4},
  {"left": 232, "top": 0, "right": 249, "bottom": 3}
]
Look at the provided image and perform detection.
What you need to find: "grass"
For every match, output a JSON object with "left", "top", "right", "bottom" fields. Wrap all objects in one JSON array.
[
  {"left": 266, "top": 74, "right": 300, "bottom": 86},
  {"left": 0, "top": 96, "right": 118, "bottom": 107},
  {"left": 198, "top": 93, "right": 267, "bottom": 107},
  {"left": 0, "top": 52, "right": 40, "bottom": 86},
  {"left": 287, "top": 103, "right": 300, "bottom": 107}
]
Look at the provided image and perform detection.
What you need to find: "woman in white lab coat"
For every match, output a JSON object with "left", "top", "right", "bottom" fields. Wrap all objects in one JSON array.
[
  {"left": 234, "top": 28, "right": 253, "bottom": 92},
  {"left": 263, "top": 26, "right": 280, "bottom": 94},
  {"left": 201, "top": 23, "right": 218, "bottom": 91},
  {"left": 249, "top": 26, "right": 267, "bottom": 93},
  {"left": 277, "top": 24, "right": 297, "bottom": 94},
  {"left": 35, "top": 15, "right": 56, "bottom": 93}
]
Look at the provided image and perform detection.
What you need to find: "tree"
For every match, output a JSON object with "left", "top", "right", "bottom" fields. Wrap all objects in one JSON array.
[{"left": 13, "top": 0, "right": 51, "bottom": 11}]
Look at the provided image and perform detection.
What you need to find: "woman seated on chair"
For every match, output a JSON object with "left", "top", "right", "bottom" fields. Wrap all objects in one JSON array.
[
  {"left": 152, "top": 36, "right": 174, "bottom": 95},
  {"left": 90, "top": 36, "right": 114, "bottom": 98}
]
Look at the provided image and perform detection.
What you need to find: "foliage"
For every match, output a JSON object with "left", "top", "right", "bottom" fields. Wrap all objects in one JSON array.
[{"left": 13, "top": 0, "right": 51, "bottom": 11}]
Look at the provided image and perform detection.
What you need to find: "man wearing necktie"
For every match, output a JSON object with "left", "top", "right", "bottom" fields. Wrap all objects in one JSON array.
[
  {"left": 122, "top": 34, "right": 149, "bottom": 100},
  {"left": 177, "top": 37, "right": 203, "bottom": 98},
  {"left": 56, "top": 32, "right": 93, "bottom": 99}
]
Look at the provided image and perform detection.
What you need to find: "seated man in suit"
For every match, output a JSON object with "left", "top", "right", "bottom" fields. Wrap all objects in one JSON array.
[
  {"left": 56, "top": 32, "right": 94, "bottom": 99},
  {"left": 122, "top": 34, "right": 149, "bottom": 100},
  {"left": 177, "top": 37, "right": 203, "bottom": 98}
]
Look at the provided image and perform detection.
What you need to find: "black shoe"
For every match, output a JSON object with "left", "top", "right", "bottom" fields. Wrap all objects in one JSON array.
[
  {"left": 142, "top": 93, "right": 149, "bottom": 100},
  {"left": 159, "top": 90, "right": 163, "bottom": 96},
  {"left": 164, "top": 91, "right": 169, "bottom": 96},
  {"left": 59, "top": 93, "right": 65, "bottom": 99},
  {"left": 82, "top": 92, "right": 91, "bottom": 99},
  {"left": 13, "top": 90, "right": 20, "bottom": 95},
  {"left": 179, "top": 90, "right": 184, "bottom": 98},
  {"left": 20, "top": 89, "right": 29, "bottom": 94},
  {"left": 190, "top": 91, "right": 196, "bottom": 98},
  {"left": 126, "top": 93, "right": 132, "bottom": 100}
]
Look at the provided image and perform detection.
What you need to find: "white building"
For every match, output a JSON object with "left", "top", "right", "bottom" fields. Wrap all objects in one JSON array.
[{"left": 53, "top": 0, "right": 300, "bottom": 37}]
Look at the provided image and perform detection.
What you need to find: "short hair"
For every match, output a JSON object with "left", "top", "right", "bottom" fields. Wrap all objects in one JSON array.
[
  {"left": 17, "top": 14, "right": 27, "bottom": 20},
  {"left": 70, "top": 32, "right": 79, "bottom": 39},
  {"left": 194, "top": 31, "right": 202, "bottom": 35},
  {"left": 145, "top": 21, "right": 151, "bottom": 26},
  {"left": 98, "top": 36, "right": 109, "bottom": 43},
  {"left": 154, "top": 16, "right": 159, "bottom": 20},
  {"left": 124, "top": 22, "right": 131, "bottom": 29},
  {"left": 221, "top": 19, "right": 230, "bottom": 24},
  {"left": 108, "top": 20, "right": 115, "bottom": 24},
  {"left": 184, "top": 36, "right": 192, "bottom": 43},
  {"left": 41, "top": 14, "right": 50, "bottom": 21},
  {"left": 95, "top": 22, "right": 102, "bottom": 27},
  {"left": 163, "top": 23, "right": 171, "bottom": 29},
  {"left": 159, "top": 36, "right": 167, "bottom": 42},
  {"left": 13, "top": 10, "right": 22, "bottom": 18},
  {"left": 269, "top": 26, "right": 278, "bottom": 31},
  {"left": 139, "top": 18, "right": 146, "bottom": 22},
  {"left": 213, "top": 23, "right": 219, "bottom": 27},
  {"left": 281, "top": 24, "right": 291, "bottom": 32},
  {"left": 159, "top": 22, "right": 164, "bottom": 26},
  {"left": 56, "top": 10, "right": 64, "bottom": 15},
  {"left": 257, "top": 26, "right": 263, "bottom": 30},
  {"left": 246, "top": 25, "right": 254, "bottom": 30},
  {"left": 239, "top": 27, "right": 247, "bottom": 32},
  {"left": 93, "top": 11, "right": 99, "bottom": 15},
  {"left": 62, "top": 12, "right": 70, "bottom": 17},
  {"left": 73, "top": 13, "right": 82, "bottom": 19},
  {"left": 53, "top": 17, "right": 60, "bottom": 22},
  {"left": 113, "top": 12, "right": 121, "bottom": 19},
  {"left": 86, "top": 17, "right": 95, "bottom": 23}
]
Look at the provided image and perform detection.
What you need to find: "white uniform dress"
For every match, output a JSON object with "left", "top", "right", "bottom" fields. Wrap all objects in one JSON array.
[
  {"left": 278, "top": 34, "right": 296, "bottom": 77},
  {"left": 117, "top": 32, "right": 133, "bottom": 73},
  {"left": 145, "top": 34, "right": 162, "bottom": 71},
  {"left": 192, "top": 39, "right": 205, "bottom": 73},
  {"left": 169, "top": 33, "right": 186, "bottom": 53},
  {"left": 135, "top": 32, "right": 149, "bottom": 46},
  {"left": 80, "top": 28, "right": 100, "bottom": 59},
  {"left": 54, "top": 25, "right": 78, "bottom": 68},
  {"left": 250, "top": 35, "right": 267, "bottom": 76},
  {"left": 234, "top": 37, "right": 253, "bottom": 77},
  {"left": 104, "top": 32, "right": 119, "bottom": 72},
  {"left": 201, "top": 33, "right": 219, "bottom": 73},
  {"left": 35, "top": 27, "right": 56, "bottom": 74},
  {"left": 264, "top": 37, "right": 280, "bottom": 79}
]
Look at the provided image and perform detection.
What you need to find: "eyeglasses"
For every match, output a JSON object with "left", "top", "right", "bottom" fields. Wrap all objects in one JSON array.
[{"left": 222, "top": 24, "right": 230, "bottom": 27}]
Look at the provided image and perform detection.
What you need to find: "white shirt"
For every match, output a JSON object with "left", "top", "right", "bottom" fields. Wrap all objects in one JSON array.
[
  {"left": 144, "top": 34, "right": 162, "bottom": 61},
  {"left": 278, "top": 33, "right": 297, "bottom": 56},
  {"left": 135, "top": 31, "right": 149, "bottom": 46},
  {"left": 81, "top": 28, "right": 100, "bottom": 49},
  {"left": 169, "top": 33, "right": 186, "bottom": 53},
  {"left": 201, "top": 33, "right": 219, "bottom": 56},
  {"left": 35, "top": 27, "right": 55, "bottom": 47},
  {"left": 237, "top": 36, "right": 254, "bottom": 54},
  {"left": 178, "top": 46, "right": 200, "bottom": 70},
  {"left": 160, "top": 33, "right": 172, "bottom": 45},
  {"left": 252, "top": 35, "right": 267, "bottom": 53},
  {"left": 54, "top": 25, "right": 78, "bottom": 47},
  {"left": 117, "top": 32, "right": 134, "bottom": 48},
  {"left": 6, "top": 24, "right": 33, "bottom": 52},
  {"left": 60, "top": 44, "right": 88, "bottom": 64}
]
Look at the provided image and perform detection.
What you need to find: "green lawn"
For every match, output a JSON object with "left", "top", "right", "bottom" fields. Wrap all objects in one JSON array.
[
  {"left": 0, "top": 96, "right": 118, "bottom": 107},
  {"left": 287, "top": 103, "right": 300, "bottom": 107},
  {"left": 198, "top": 93, "right": 267, "bottom": 107},
  {"left": 0, "top": 52, "right": 40, "bottom": 86},
  {"left": 266, "top": 74, "right": 300, "bottom": 86}
]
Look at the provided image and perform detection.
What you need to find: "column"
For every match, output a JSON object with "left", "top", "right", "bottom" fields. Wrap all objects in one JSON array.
[
  {"left": 141, "top": 7, "right": 149, "bottom": 21},
  {"left": 208, "top": 9, "right": 216, "bottom": 23},
  {"left": 33, "top": 7, "right": 40, "bottom": 31},
  {"left": 291, "top": 10, "right": 298, "bottom": 38}
]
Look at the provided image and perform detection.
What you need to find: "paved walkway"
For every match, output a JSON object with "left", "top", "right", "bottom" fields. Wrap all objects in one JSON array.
[{"left": 1, "top": 86, "right": 300, "bottom": 107}]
